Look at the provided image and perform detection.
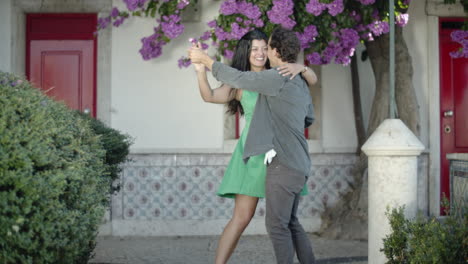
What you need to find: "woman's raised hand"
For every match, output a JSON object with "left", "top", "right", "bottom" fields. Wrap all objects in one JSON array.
[
  {"left": 277, "top": 63, "right": 305, "bottom": 80},
  {"left": 188, "top": 43, "right": 206, "bottom": 63},
  {"left": 189, "top": 42, "right": 206, "bottom": 72}
]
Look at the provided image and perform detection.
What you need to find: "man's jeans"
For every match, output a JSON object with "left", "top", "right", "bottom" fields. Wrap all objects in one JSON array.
[{"left": 265, "top": 158, "right": 315, "bottom": 264}]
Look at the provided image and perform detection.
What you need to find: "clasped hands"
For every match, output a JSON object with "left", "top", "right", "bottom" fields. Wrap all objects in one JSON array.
[{"left": 187, "top": 43, "right": 210, "bottom": 72}]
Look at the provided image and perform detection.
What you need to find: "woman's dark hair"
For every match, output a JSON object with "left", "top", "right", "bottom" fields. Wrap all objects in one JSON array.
[
  {"left": 269, "top": 27, "right": 300, "bottom": 63},
  {"left": 226, "top": 29, "right": 270, "bottom": 115}
]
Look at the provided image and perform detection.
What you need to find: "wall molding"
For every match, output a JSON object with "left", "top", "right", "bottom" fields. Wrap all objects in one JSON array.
[{"left": 426, "top": 0, "right": 467, "bottom": 17}]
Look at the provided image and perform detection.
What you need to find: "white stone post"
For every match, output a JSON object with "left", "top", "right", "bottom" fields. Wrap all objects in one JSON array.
[{"left": 361, "top": 119, "right": 424, "bottom": 264}]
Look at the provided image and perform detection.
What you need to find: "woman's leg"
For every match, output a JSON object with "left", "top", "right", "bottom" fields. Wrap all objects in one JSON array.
[{"left": 215, "top": 194, "right": 259, "bottom": 264}]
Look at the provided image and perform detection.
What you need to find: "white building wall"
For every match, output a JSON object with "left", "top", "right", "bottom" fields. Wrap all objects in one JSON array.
[
  {"left": 404, "top": 0, "right": 430, "bottom": 148},
  {"left": 0, "top": 1, "right": 445, "bottom": 154},
  {"left": 355, "top": 43, "right": 375, "bottom": 133},
  {"left": 0, "top": 0, "right": 12, "bottom": 73},
  {"left": 111, "top": 0, "right": 224, "bottom": 151},
  {"left": 0, "top": 0, "right": 426, "bottom": 154},
  {"left": 404, "top": 2, "right": 431, "bottom": 215},
  {"left": 321, "top": 64, "right": 358, "bottom": 152},
  {"left": 110, "top": 0, "right": 363, "bottom": 153}
]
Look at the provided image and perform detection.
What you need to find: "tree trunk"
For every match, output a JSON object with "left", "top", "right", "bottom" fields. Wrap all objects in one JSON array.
[
  {"left": 394, "top": 27, "right": 420, "bottom": 137},
  {"left": 367, "top": 27, "right": 420, "bottom": 137},
  {"left": 351, "top": 55, "right": 366, "bottom": 154},
  {"left": 318, "top": 27, "right": 420, "bottom": 239},
  {"left": 318, "top": 54, "right": 368, "bottom": 240}
]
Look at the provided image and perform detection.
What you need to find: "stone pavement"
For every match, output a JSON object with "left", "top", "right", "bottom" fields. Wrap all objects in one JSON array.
[{"left": 90, "top": 234, "right": 368, "bottom": 264}]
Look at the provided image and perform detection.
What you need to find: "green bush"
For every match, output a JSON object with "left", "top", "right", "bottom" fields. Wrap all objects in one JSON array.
[
  {"left": 77, "top": 112, "right": 133, "bottom": 193},
  {"left": 0, "top": 72, "right": 111, "bottom": 263},
  {"left": 382, "top": 205, "right": 467, "bottom": 264}
]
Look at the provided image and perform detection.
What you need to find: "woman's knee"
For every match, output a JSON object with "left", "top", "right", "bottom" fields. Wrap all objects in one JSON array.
[
  {"left": 232, "top": 210, "right": 254, "bottom": 227},
  {"left": 232, "top": 195, "right": 258, "bottom": 227}
]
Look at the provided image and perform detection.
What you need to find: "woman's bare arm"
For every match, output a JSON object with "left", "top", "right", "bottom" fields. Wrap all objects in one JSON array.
[
  {"left": 194, "top": 64, "right": 238, "bottom": 103},
  {"left": 277, "top": 63, "right": 318, "bottom": 86}
]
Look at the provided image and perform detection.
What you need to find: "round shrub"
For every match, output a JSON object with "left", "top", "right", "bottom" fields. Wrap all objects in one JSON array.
[
  {"left": 77, "top": 112, "right": 133, "bottom": 193},
  {"left": 0, "top": 72, "right": 111, "bottom": 263},
  {"left": 383, "top": 205, "right": 467, "bottom": 264}
]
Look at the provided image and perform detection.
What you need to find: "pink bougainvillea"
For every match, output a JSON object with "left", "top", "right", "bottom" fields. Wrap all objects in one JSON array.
[{"left": 96, "top": 0, "right": 434, "bottom": 67}]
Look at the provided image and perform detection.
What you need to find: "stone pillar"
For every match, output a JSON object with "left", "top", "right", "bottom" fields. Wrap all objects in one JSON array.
[{"left": 361, "top": 119, "right": 424, "bottom": 264}]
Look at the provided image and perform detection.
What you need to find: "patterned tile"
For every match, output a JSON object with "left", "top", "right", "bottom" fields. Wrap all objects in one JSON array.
[
  {"left": 112, "top": 154, "right": 361, "bottom": 221},
  {"left": 110, "top": 153, "right": 429, "bottom": 222}
]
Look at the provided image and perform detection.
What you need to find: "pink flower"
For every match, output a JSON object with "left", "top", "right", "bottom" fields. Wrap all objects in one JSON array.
[
  {"left": 449, "top": 30, "right": 468, "bottom": 59},
  {"left": 224, "top": 49, "right": 234, "bottom": 60},
  {"left": 306, "top": 0, "right": 326, "bottom": 16},
  {"left": 113, "top": 16, "right": 127, "bottom": 27},
  {"left": 207, "top": 20, "right": 217, "bottom": 28},
  {"left": 327, "top": 0, "right": 344, "bottom": 17},
  {"left": 111, "top": 7, "right": 119, "bottom": 18},
  {"left": 161, "top": 15, "right": 184, "bottom": 39},
  {"left": 396, "top": 13, "right": 409, "bottom": 27},
  {"left": 306, "top": 52, "right": 323, "bottom": 65},
  {"left": 267, "top": 0, "right": 296, "bottom": 29},
  {"left": 177, "top": 0, "right": 190, "bottom": 10},
  {"left": 178, "top": 56, "right": 192, "bottom": 68},
  {"left": 297, "top": 25, "right": 318, "bottom": 49},
  {"left": 123, "top": 0, "right": 148, "bottom": 11},
  {"left": 368, "top": 20, "right": 389, "bottom": 36},
  {"left": 97, "top": 16, "right": 111, "bottom": 30},
  {"left": 139, "top": 29, "right": 165, "bottom": 60}
]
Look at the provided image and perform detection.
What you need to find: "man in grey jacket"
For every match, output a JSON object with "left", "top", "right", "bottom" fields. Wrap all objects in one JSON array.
[{"left": 189, "top": 27, "right": 315, "bottom": 264}]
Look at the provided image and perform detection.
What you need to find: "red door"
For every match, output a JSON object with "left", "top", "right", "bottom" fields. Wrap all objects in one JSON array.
[
  {"left": 439, "top": 18, "right": 468, "bottom": 214},
  {"left": 26, "top": 14, "right": 97, "bottom": 116}
]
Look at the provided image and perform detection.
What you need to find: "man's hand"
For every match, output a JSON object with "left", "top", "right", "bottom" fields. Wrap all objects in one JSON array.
[
  {"left": 188, "top": 43, "right": 214, "bottom": 70},
  {"left": 188, "top": 42, "right": 207, "bottom": 73}
]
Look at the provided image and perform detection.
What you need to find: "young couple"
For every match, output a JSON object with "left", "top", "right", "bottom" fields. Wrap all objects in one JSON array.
[{"left": 189, "top": 27, "right": 317, "bottom": 264}]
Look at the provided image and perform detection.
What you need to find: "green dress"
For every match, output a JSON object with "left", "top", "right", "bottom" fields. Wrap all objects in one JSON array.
[{"left": 217, "top": 90, "right": 308, "bottom": 198}]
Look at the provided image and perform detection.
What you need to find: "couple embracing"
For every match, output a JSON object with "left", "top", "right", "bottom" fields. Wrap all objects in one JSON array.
[{"left": 189, "top": 27, "right": 317, "bottom": 264}]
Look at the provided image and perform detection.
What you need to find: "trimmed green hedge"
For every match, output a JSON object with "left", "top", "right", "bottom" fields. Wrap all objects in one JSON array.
[
  {"left": 0, "top": 72, "right": 111, "bottom": 263},
  {"left": 382, "top": 205, "right": 467, "bottom": 264},
  {"left": 77, "top": 112, "right": 132, "bottom": 193}
]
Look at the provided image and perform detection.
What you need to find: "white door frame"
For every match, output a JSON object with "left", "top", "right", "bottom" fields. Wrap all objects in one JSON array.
[
  {"left": 426, "top": 0, "right": 466, "bottom": 216},
  {"left": 10, "top": 0, "right": 113, "bottom": 125}
]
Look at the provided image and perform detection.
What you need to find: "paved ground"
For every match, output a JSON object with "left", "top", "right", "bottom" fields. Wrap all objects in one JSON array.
[{"left": 90, "top": 234, "right": 368, "bottom": 264}]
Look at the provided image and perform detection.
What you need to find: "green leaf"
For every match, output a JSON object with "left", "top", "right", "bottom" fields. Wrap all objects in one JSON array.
[{"left": 0, "top": 71, "right": 131, "bottom": 263}]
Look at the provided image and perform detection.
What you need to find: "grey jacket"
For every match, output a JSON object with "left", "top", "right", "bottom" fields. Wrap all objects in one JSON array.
[{"left": 212, "top": 61, "right": 314, "bottom": 176}]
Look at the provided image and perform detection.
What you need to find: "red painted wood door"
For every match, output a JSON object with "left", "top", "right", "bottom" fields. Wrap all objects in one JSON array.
[
  {"left": 29, "top": 40, "right": 94, "bottom": 113},
  {"left": 26, "top": 14, "right": 97, "bottom": 116},
  {"left": 439, "top": 18, "right": 468, "bottom": 214}
]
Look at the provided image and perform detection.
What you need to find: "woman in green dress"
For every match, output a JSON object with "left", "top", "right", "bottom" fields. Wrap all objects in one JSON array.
[{"left": 192, "top": 29, "right": 317, "bottom": 264}]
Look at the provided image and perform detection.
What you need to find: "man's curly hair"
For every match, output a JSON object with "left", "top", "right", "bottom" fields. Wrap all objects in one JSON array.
[{"left": 269, "top": 27, "right": 300, "bottom": 63}]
